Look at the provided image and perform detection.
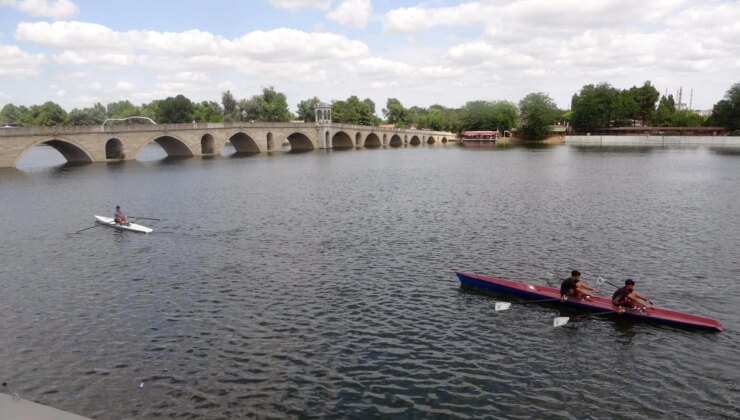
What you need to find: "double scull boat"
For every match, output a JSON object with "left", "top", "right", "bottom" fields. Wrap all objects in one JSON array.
[{"left": 456, "top": 271, "right": 723, "bottom": 332}]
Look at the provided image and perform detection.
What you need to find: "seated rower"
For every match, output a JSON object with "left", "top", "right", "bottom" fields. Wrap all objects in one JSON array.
[
  {"left": 560, "top": 270, "right": 597, "bottom": 300},
  {"left": 113, "top": 205, "right": 129, "bottom": 226},
  {"left": 612, "top": 279, "right": 653, "bottom": 311}
]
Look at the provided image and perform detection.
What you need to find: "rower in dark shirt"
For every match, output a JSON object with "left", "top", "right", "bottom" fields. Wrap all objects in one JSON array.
[
  {"left": 560, "top": 270, "right": 597, "bottom": 299},
  {"left": 612, "top": 279, "right": 652, "bottom": 309}
]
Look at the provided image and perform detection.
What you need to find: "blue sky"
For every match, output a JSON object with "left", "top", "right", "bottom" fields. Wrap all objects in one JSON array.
[{"left": 1, "top": 0, "right": 739, "bottom": 114}]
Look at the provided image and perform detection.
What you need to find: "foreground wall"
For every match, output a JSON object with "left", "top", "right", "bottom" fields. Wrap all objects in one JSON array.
[{"left": 566, "top": 135, "right": 740, "bottom": 147}]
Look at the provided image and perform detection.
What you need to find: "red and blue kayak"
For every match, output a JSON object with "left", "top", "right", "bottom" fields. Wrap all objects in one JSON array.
[{"left": 456, "top": 272, "right": 723, "bottom": 332}]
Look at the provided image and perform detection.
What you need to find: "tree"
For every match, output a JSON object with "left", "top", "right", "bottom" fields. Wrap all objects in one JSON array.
[
  {"left": 106, "top": 100, "right": 139, "bottom": 119},
  {"left": 139, "top": 101, "right": 161, "bottom": 122},
  {"left": 255, "top": 87, "right": 292, "bottom": 122},
  {"left": 331, "top": 96, "right": 379, "bottom": 125},
  {"left": 238, "top": 97, "right": 260, "bottom": 121},
  {"left": 518, "top": 92, "right": 559, "bottom": 140},
  {"left": 612, "top": 90, "right": 640, "bottom": 126},
  {"left": 157, "top": 94, "right": 194, "bottom": 123},
  {"left": 629, "top": 81, "right": 660, "bottom": 125},
  {"left": 296, "top": 96, "right": 321, "bottom": 122},
  {"left": 66, "top": 103, "right": 107, "bottom": 125},
  {"left": 459, "top": 100, "right": 518, "bottom": 132},
  {"left": 382, "top": 98, "right": 408, "bottom": 126},
  {"left": 570, "top": 83, "right": 619, "bottom": 133},
  {"left": 192, "top": 101, "right": 223, "bottom": 122},
  {"left": 0, "top": 103, "right": 33, "bottom": 125},
  {"left": 706, "top": 83, "right": 740, "bottom": 132},
  {"left": 670, "top": 110, "right": 706, "bottom": 127},
  {"left": 221, "top": 90, "right": 239, "bottom": 121},
  {"left": 31, "top": 101, "right": 67, "bottom": 126},
  {"left": 654, "top": 95, "right": 676, "bottom": 126}
]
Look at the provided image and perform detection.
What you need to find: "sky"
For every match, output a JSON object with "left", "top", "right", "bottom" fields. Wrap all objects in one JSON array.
[{"left": 1, "top": 0, "right": 739, "bottom": 113}]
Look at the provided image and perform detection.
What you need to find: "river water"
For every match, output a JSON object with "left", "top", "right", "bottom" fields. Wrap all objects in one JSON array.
[{"left": 1, "top": 144, "right": 739, "bottom": 419}]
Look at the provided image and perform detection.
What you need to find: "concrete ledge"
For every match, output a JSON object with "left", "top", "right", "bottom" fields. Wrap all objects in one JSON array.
[{"left": 566, "top": 135, "right": 740, "bottom": 147}]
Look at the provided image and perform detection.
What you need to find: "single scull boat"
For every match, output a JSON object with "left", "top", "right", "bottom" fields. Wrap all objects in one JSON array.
[
  {"left": 94, "top": 215, "right": 153, "bottom": 233},
  {"left": 456, "top": 272, "right": 723, "bottom": 332}
]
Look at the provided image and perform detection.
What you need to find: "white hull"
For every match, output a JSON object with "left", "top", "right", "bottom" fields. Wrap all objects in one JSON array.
[{"left": 94, "top": 215, "right": 153, "bottom": 233}]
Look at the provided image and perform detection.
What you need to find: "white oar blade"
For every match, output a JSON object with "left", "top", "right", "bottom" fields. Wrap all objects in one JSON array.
[
  {"left": 495, "top": 302, "right": 512, "bottom": 311},
  {"left": 597, "top": 276, "right": 606, "bottom": 285},
  {"left": 553, "top": 317, "right": 570, "bottom": 327}
]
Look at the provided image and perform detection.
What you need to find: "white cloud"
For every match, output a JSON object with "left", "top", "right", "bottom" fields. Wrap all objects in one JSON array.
[
  {"left": 267, "top": 0, "right": 331, "bottom": 11},
  {"left": 54, "top": 50, "right": 138, "bottom": 67},
  {"left": 55, "top": 88, "right": 66, "bottom": 97},
  {"left": 16, "top": 21, "right": 120, "bottom": 50},
  {"left": 114, "top": 82, "right": 135, "bottom": 92},
  {"left": 327, "top": 0, "right": 372, "bottom": 29},
  {"left": 72, "top": 95, "right": 101, "bottom": 105},
  {"left": 347, "top": 57, "right": 415, "bottom": 77},
  {"left": 0, "top": 42, "right": 45, "bottom": 77},
  {"left": 171, "top": 72, "right": 210, "bottom": 83},
  {"left": 384, "top": 2, "right": 483, "bottom": 33},
  {"left": 418, "top": 66, "right": 464, "bottom": 78},
  {"left": 231, "top": 28, "right": 368, "bottom": 61},
  {"left": 16, "top": 22, "right": 369, "bottom": 65},
  {"left": 1, "top": 0, "right": 78, "bottom": 19}
]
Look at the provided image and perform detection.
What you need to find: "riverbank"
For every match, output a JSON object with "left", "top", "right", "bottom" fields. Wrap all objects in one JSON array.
[{"left": 493, "top": 135, "right": 565, "bottom": 146}]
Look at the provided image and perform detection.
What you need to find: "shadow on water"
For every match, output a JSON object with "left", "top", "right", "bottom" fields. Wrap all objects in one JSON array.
[
  {"left": 570, "top": 145, "right": 657, "bottom": 154},
  {"left": 709, "top": 147, "right": 740, "bottom": 156},
  {"left": 228, "top": 152, "right": 261, "bottom": 158}
]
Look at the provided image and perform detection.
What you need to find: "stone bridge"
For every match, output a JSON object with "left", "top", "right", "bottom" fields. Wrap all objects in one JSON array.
[{"left": 0, "top": 121, "right": 456, "bottom": 168}]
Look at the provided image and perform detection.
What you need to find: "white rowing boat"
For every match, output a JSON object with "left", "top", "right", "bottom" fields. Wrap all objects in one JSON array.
[{"left": 94, "top": 215, "right": 153, "bottom": 233}]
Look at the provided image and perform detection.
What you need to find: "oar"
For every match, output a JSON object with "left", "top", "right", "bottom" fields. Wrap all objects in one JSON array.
[
  {"left": 495, "top": 297, "right": 564, "bottom": 311},
  {"left": 546, "top": 272, "right": 601, "bottom": 295},
  {"left": 73, "top": 223, "right": 106, "bottom": 234},
  {"left": 128, "top": 216, "right": 160, "bottom": 221},
  {"left": 594, "top": 276, "right": 620, "bottom": 289},
  {"left": 553, "top": 310, "right": 622, "bottom": 327}
]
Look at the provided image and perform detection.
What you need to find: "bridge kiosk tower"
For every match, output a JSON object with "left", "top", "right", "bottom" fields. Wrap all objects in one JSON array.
[{"left": 315, "top": 102, "right": 332, "bottom": 149}]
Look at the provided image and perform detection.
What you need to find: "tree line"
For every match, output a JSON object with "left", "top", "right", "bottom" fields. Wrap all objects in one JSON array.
[
  {"left": 569, "top": 81, "right": 740, "bottom": 134},
  {"left": 2, "top": 81, "right": 738, "bottom": 139}
]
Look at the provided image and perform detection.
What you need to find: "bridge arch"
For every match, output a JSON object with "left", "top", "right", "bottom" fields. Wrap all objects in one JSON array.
[
  {"left": 409, "top": 135, "right": 421, "bottom": 146},
  {"left": 389, "top": 134, "right": 402, "bottom": 147},
  {"left": 364, "top": 133, "right": 381, "bottom": 148},
  {"left": 106, "top": 138, "right": 124, "bottom": 159},
  {"left": 229, "top": 132, "right": 261, "bottom": 153},
  {"left": 427, "top": 136, "right": 435, "bottom": 145},
  {"left": 287, "top": 132, "right": 314, "bottom": 152},
  {"left": 17, "top": 137, "right": 94, "bottom": 166},
  {"left": 137, "top": 134, "right": 194, "bottom": 159},
  {"left": 441, "top": 137, "right": 448, "bottom": 143},
  {"left": 201, "top": 134, "right": 215, "bottom": 154},
  {"left": 332, "top": 131, "right": 353, "bottom": 149}
]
